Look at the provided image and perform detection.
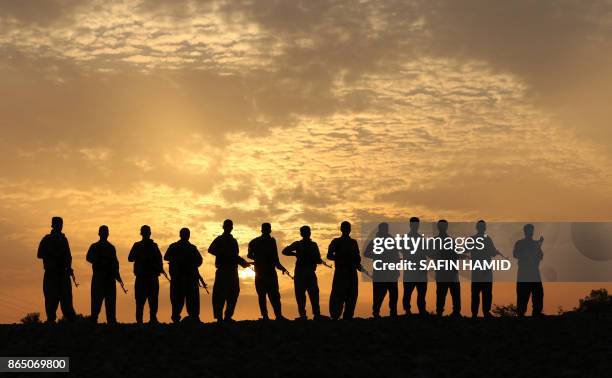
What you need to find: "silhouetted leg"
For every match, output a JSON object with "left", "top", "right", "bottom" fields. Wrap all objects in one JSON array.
[
  {"left": 516, "top": 282, "right": 529, "bottom": 317},
  {"left": 255, "top": 276, "right": 269, "bottom": 318},
  {"left": 344, "top": 270, "right": 358, "bottom": 320},
  {"left": 436, "top": 282, "right": 448, "bottom": 315},
  {"left": 59, "top": 274, "right": 76, "bottom": 321},
  {"left": 212, "top": 269, "right": 226, "bottom": 320},
  {"left": 294, "top": 270, "right": 308, "bottom": 317},
  {"left": 134, "top": 276, "right": 146, "bottom": 323},
  {"left": 105, "top": 279, "right": 117, "bottom": 324},
  {"left": 43, "top": 271, "right": 60, "bottom": 322},
  {"left": 416, "top": 282, "right": 427, "bottom": 314},
  {"left": 149, "top": 277, "right": 159, "bottom": 322},
  {"left": 532, "top": 282, "right": 544, "bottom": 316},
  {"left": 482, "top": 282, "right": 493, "bottom": 316},
  {"left": 388, "top": 282, "right": 398, "bottom": 316},
  {"left": 224, "top": 269, "right": 240, "bottom": 320},
  {"left": 450, "top": 282, "right": 461, "bottom": 315},
  {"left": 90, "top": 275, "right": 104, "bottom": 322},
  {"left": 372, "top": 283, "right": 385, "bottom": 317},
  {"left": 307, "top": 272, "right": 321, "bottom": 316},
  {"left": 185, "top": 280, "right": 200, "bottom": 320},
  {"left": 268, "top": 272, "right": 282, "bottom": 318},
  {"left": 471, "top": 282, "right": 481, "bottom": 317},
  {"left": 329, "top": 269, "right": 345, "bottom": 319},
  {"left": 403, "top": 282, "right": 416, "bottom": 314},
  {"left": 170, "top": 279, "right": 184, "bottom": 323}
]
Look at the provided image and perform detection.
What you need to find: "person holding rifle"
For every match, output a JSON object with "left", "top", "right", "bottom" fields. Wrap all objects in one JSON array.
[
  {"left": 282, "top": 225, "right": 327, "bottom": 320},
  {"left": 208, "top": 219, "right": 251, "bottom": 323},
  {"left": 513, "top": 224, "right": 545, "bottom": 317},
  {"left": 128, "top": 225, "right": 163, "bottom": 324},
  {"left": 37, "top": 216, "right": 77, "bottom": 323},
  {"left": 165, "top": 228, "right": 203, "bottom": 323},
  {"left": 86, "top": 225, "right": 124, "bottom": 324},
  {"left": 247, "top": 223, "right": 289, "bottom": 321}
]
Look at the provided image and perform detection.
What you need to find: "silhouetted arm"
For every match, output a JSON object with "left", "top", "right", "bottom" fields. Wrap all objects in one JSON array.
[
  {"left": 37, "top": 236, "right": 47, "bottom": 259},
  {"left": 208, "top": 237, "right": 219, "bottom": 256},
  {"left": 64, "top": 236, "right": 73, "bottom": 271},
  {"left": 111, "top": 245, "right": 122, "bottom": 282},
  {"left": 153, "top": 243, "right": 163, "bottom": 274},
  {"left": 352, "top": 239, "right": 361, "bottom": 269},
  {"left": 326, "top": 239, "right": 337, "bottom": 261},
  {"left": 314, "top": 243, "right": 323, "bottom": 264},
  {"left": 128, "top": 243, "right": 137, "bottom": 262},
  {"left": 272, "top": 239, "right": 286, "bottom": 271},
  {"left": 282, "top": 242, "right": 298, "bottom": 257},
  {"left": 194, "top": 247, "right": 203, "bottom": 267},
  {"left": 163, "top": 244, "right": 173, "bottom": 262},
  {"left": 512, "top": 241, "right": 521, "bottom": 259},
  {"left": 86, "top": 244, "right": 95, "bottom": 264},
  {"left": 247, "top": 239, "right": 256, "bottom": 261},
  {"left": 363, "top": 240, "right": 374, "bottom": 259}
]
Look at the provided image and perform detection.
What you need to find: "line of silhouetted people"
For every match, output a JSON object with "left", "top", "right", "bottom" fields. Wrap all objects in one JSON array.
[{"left": 37, "top": 216, "right": 545, "bottom": 324}]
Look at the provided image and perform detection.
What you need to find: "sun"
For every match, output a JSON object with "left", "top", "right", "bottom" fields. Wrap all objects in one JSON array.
[{"left": 239, "top": 267, "right": 256, "bottom": 280}]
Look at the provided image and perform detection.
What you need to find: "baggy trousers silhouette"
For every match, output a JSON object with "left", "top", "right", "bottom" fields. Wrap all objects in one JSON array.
[
  {"left": 403, "top": 281, "right": 427, "bottom": 314},
  {"left": 91, "top": 273, "right": 116, "bottom": 323},
  {"left": 43, "top": 271, "right": 76, "bottom": 322},
  {"left": 372, "top": 282, "right": 398, "bottom": 316},
  {"left": 329, "top": 267, "right": 358, "bottom": 319},
  {"left": 436, "top": 282, "right": 461, "bottom": 315},
  {"left": 255, "top": 270, "right": 282, "bottom": 318},
  {"left": 135, "top": 275, "right": 159, "bottom": 322},
  {"left": 294, "top": 267, "right": 320, "bottom": 317},
  {"left": 516, "top": 282, "right": 544, "bottom": 316},
  {"left": 212, "top": 267, "right": 240, "bottom": 320},
  {"left": 471, "top": 282, "right": 492, "bottom": 316},
  {"left": 170, "top": 277, "right": 200, "bottom": 322}
]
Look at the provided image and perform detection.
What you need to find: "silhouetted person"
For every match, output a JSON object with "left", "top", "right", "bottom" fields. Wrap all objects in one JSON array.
[
  {"left": 37, "top": 216, "right": 76, "bottom": 323},
  {"left": 434, "top": 220, "right": 461, "bottom": 317},
  {"left": 86, "top": 225, "right": 123, "bottom": 324},
  {"left": 468, "top": 220, "right": 498, "bottom": 318},
  {"left": 247, "top": 223, "right": 288, "bottom": 320},
  {"left": 401, "top": 217, "right": 428, "bottom": 315},
  {"left": 208, "top": 219, "right": 250, "bottom": 322},
  {"left": 128, "top": 225, "right": 163, "bottom": 324},
  {"left": 164, "top": 228, "right": 203, "bottom": 323},
  {"left": 513, "top": 224, "right": 544, "bottom": 317},
  {"left": 327, "top": 221, "right": 361, "bottom": 320},
  {"left": 282, "top": 225, "right": 325, "bottom": 320},
  {"left": 364, "top": 223, "right": 399, "bottom": 318}
]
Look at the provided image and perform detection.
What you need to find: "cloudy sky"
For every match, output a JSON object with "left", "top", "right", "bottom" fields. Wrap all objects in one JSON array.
[{"left": 1, "top": 0, "right": 611, "bottom": 322}]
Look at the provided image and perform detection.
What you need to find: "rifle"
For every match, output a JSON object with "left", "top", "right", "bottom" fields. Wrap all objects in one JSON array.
[
  {"left": 282, "top": 269, "right": 294, "bottom": 280},
  {"left": 358, "top": 264, "right": 373, "bottom": 279},
  {"left": 198, "top": 273, "right": 210, "bottom": 294},
  {"left": 321, "top": 261, "right": 333, "bottom": 269},
  {"left": 69, "top": 269, "right": 79, "bottom": 288},
  {"left": 119, "top": 281, "right": 128, "bottom": 294},
  {"left": 161, "top": 270, "right": 171, "bottom": 282},
  {"left": 496, "top": 251, "right": 510, "bottom": 260}
]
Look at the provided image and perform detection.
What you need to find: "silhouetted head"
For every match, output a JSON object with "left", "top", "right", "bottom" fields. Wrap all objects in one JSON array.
[
  {"left": 261, "top": 223, "right": 271, "bottom": 236},
  {"left": 476, "top": 220, "right": 486, "bottom": 234},
  {"left": 99, "top": 225, "right": 109, "bottom": 241},
  {"left": 377, "top": 222, "right": 389, "bottom": 236},
  {"left": 180, "top": 228, "right": 190, "bottom": 241},
  {"left": 140, "top": 225, "right": 151, "bottom": 240},
  {"left": 223, "top": 219, "right": 233, "bottom": 234},
  {"left": 409, "top": 217, "right": 420, "bottom": 233},
  {"left": 437, "top": 219, "right": 448, "bottom": 234},
  {"left": 300, "top": 225, "right": 311, "bottom": 239},
  {"left": 340, "top": 221, "right": 351, "bottom": 236},
  {"left": 523, "top": 224, "right": 534, "bottom": 239},
  {"left": 51, "top": 217, "right": 63, "bottom": 233}
]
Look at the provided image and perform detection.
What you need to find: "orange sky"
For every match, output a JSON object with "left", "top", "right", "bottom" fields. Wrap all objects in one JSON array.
[{"left": 1, "top": 0, "right": 612, "bottom": 323}]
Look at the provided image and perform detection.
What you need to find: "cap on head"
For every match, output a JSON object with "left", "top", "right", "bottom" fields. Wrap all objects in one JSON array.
[
  {"left": 523, "top": 223, "right": 534, "bottom": 237},
  {"left": 99, "top": 225, "right": 109, "bottom": 239},
  {"left": 180, "top": 227, "right": 190, "bottom": 240},
  {"left": 140, "top": 225, "right": 151, "bottom": 238},
  {"left": 51, "top": 216, "right": 63, "bottom": 232},
  {"left": 340, "top": 221, "right": 351, "bottom": 235},
  {"left": 223, "top": 219, "right": 233, "bottom": 233},
  {"left": 261, "top": 223, "right": 271, "bottom": 235},
  {"left": 300, "top": 225, "right": 311, "bottom": 238}
]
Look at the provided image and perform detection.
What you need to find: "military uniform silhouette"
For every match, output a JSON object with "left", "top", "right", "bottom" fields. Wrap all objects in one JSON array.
[
  {"left": 364, "top": 223, "right": 400, "bottom": 318},
  {"left": 208, "top": 219, "right": 249, "bottom": 322},
  {"left": 434, "top": 220, "right": 461, "bottom": 317},
  {"left": 402, "top": 217, "right": 428, "bottom": 315},
  {"left": 247, "top": 223, "right": 288, "bottom": 320},
  {"left": 513, "top": 224, "right": 544, "bottom": 317},
  {"left": 469, "top": 220, "right": 498, "bottom": 318},
  {"left": 128, "top": 225, "right": 163, "bottom": 324},
  {"left": 282, "top": 226, "right": 324, "bottom": 320},
  {"left": 327, "top": 221, "right": 361, "bottom": 320},
  {"left": 37, "top": 217, "right": 76, "bottom": 323},
  {"left": 86, "top": 225, "right": 123, "bottom": 324},
  {"left": 165, "top": 228, "right": 203, "bottom": 323}
]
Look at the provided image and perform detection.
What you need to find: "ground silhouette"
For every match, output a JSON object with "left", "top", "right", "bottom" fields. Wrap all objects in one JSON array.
[{"left": 1, "top": 313, "right": 610, "bottom": 377}]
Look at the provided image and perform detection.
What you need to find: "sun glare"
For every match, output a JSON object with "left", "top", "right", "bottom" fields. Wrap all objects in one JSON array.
[{"left": 239, "top": 268, "right": 256, "bottom": 280}]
